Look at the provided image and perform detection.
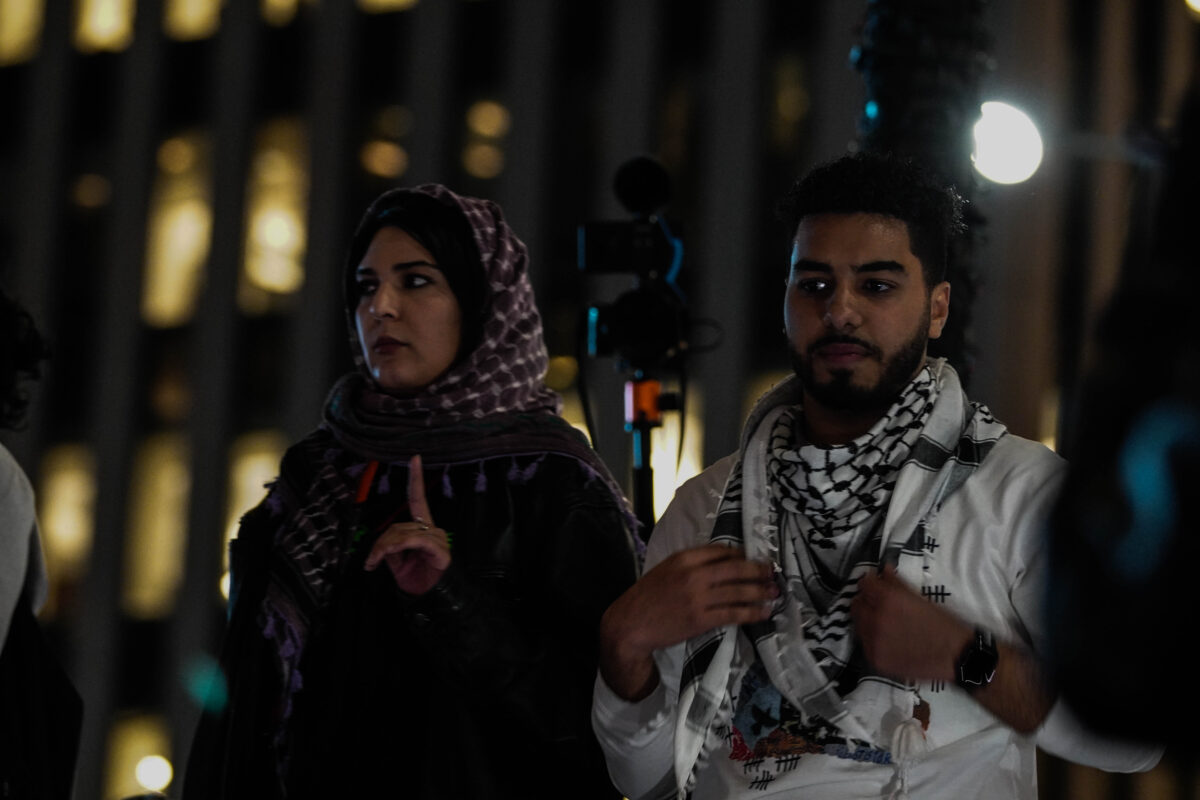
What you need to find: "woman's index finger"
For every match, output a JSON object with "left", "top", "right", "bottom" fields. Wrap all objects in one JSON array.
[{"left": 407, "top": 454, "right": 433, "bottom": 524}]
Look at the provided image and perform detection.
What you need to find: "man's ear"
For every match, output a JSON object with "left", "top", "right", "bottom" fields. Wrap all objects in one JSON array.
[{"left": 928, "top": 281, "right": 951, "bottom": 339}]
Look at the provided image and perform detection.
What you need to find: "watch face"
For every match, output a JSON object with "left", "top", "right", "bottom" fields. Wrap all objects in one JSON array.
[{"left": 957, "top": 631, "right": 998, "bottom": 690}]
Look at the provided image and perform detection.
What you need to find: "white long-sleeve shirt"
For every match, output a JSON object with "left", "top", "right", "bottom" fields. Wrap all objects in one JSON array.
[{"left": 593, "top": 436, "right": 1162, "bottom": 799}]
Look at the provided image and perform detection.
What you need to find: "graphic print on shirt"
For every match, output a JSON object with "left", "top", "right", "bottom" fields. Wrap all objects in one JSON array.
[{"left": 727, "top": 660, "right": 899, "bottom": 790}]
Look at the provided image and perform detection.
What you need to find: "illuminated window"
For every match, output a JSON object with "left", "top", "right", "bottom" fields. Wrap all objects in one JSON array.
[
  {"left": 164, "top": 0, "right": 221, "bottom": 40},
  {"left": 143, "top": 132, "right": 213, "bottom": 328},
  {"left": 361, "top": 105, "right": 413, "bottom": 179},
  {"left": 461, "top": 100, "right": 510, "bottom": 180},
  {"left": 0, "top": 0, "right": 44, "bottom": 65},
  {"left": 262, "top": 0, "right": 311, "bottom": 26},
  {"left": 358, "top": 0, "right": 419, "bottom": 12},
  {"left": 461, "top": 141, "right": 504, "bottom": 179},
  {"left": 222, "top": 431, "right": 286, "bottom": 590},
  {"left": 466, "top": 100, "right": 512, "bottom": 139},
  {"left": 123, "top": 433, "right": 190, "bottom": 619},
  {"left": 72, "top": 173, "right": 113, "bottom": 209},
  {"left": 240, "top": 118, "right": 309, "bottom": 314},
  {"left": 770, "top": 56, "right": 809, "bottom": 154},
  {"left": 360, "top": 140, "right": 409, "bottom": 179},
  {"left": 106, "top": 714, "right": 172, "bottom": 800},
  {"left": 75, "top": 0, "right": 135, "bottom": 53},
  {"left": 37, "top": 444, "right": 97, "bottom": 617}
]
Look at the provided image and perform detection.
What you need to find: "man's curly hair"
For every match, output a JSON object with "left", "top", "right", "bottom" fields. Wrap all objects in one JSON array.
[
  {"left": 777, "top": 151, "right": 966, "bottom": 287},
  {"left": 1, "top": 287, "right": 49, "bottom": 430}
]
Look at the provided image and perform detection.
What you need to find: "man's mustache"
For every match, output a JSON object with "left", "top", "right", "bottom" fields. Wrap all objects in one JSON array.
[{"left": 806, "top": 335, "right": 882, "bottom": 359}]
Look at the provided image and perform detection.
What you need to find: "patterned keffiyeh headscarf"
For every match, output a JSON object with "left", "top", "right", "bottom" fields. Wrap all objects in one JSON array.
[
  {"left": 334, "top": 182, "right": 562, "bottom": 432},
  {"left": 254, "top": 185, "right": 637, "bottom": 775},
  {"left": 672, "top": 359, "right": 1007, "bottom": 797}
]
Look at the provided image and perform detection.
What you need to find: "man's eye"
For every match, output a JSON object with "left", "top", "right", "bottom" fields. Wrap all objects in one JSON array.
[
  {"left": 355, "top": 280, "right": 377, "bottom": 295},
  {"left": 797, "top": 278, "right": 829, "bottom": 295},
  {"left": 863, "top": 279, "right": 894, "bottom": 294},
  {"left": 404, "top": 273, "right": 433, "bottom": 289}
]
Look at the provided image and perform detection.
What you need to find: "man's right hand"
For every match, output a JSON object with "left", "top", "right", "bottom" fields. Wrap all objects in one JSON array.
[{"left": 598, "top": 543, "right": 778, "bottom": 701}]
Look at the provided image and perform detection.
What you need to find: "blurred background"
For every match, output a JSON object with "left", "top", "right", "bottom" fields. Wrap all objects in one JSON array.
[{"left": 0, "top": 0, "right": 1195, "bottom": 797}]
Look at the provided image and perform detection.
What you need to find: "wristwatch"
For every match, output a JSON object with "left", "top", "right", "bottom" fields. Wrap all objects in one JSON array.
[{"left": 955, "top": 628, "right": 998, "bottom": 692}]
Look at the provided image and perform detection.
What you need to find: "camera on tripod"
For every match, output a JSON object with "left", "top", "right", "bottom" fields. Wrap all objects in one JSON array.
[{"left": 577, "top": 156, "right": 688, "bottom": 375}]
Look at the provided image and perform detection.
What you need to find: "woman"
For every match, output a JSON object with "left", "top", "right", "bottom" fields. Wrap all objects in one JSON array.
[{"left": 185, "top": 185, "right": 640, "bottom": 798}]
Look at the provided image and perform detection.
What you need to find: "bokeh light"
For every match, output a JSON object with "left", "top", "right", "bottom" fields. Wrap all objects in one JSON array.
[{"left": 972, "top": 101, "right": 1044, "bottom": 185}]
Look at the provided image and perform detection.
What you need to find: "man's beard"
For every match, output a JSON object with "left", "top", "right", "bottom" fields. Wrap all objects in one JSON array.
[{"left": 791, "top": 309, "right": 930, "bottom": 415}]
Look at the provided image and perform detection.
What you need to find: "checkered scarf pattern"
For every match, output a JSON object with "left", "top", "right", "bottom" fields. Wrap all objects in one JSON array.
[
  {"left": 343, "top": 183, "right": 561, "bottom": 427},
  {"left": 672, "top": 359, "right": 1007, "bottom": 795},
  {"left": 254, "top": 185, "right": 642, "bottom": 777}
]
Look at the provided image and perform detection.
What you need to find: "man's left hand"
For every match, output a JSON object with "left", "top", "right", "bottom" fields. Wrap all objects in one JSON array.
[{"left": 850, "top": 563, "right": 972, "bottom": 683}]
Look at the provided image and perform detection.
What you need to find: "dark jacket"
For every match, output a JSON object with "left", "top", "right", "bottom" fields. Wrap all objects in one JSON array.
[{"left": 184, "top": 433, "right": 638, "bottom": 799}]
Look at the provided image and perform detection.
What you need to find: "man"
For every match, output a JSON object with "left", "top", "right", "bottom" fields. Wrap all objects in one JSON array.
[{"left": 591, "top": 153, "right": 1161, "bottom": 799}]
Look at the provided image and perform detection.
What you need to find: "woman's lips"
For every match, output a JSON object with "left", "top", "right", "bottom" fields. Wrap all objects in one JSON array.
[{"left": 373, "top": 335, "right": 404, "bottom": 353}]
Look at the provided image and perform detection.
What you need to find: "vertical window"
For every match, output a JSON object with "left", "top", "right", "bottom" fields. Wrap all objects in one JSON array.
[
  {"left": 123, "top": 433, "right": 190, "bottom": 619},
  {"left": 36, "top": 444, "right": 97, "bottom": 617},
  {"left": 164, "top": 0, "right": 221, "bottom": 41},
  {"left": 106, "top": 713, "right": 173, "bottom": 799},
  {"left": 358, "top": 0, "right": 419, "bottom": 12},
  {"left": 461, "top": 99, "right": 510, "bottom": 179},
  {"left": 143, "top": 132, "right": 214, "bottom": 328},
  {"left": 360, "top": 105, "right": 412, "bottom": 179},
  {"left": 240, "top": 117, "right": 309, "bottom": 314},
  {"left": 75, "top": 0, "right": 136, "bottom": 53},
  {"left": 220, "top": 430, "right": 285, "bottom": 598},
  {"left": 0, "top": 0, "right": 44, "bottom": 65}
]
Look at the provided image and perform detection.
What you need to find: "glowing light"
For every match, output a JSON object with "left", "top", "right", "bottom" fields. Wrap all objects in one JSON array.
[
  {"left": 262, "top": 0, "right": 301, "bottom": 26},
  {"left": 124, "top": 433, "right": 190, "bottom": 619},
  {"left": 165, "top": 0, "right": 220, "bottom": 40},
  {"left": 143, "top": 196, "right": 212, "bottom": 327},
  {"left": 105, "top": 715, "right": 170, "bottom": 800},
  {"left": 358, "top": 0, "right": 419, "bottom": 12},
  {"left": 650, "top": 394, "right": 704, "bottom": 519},
  {"left": 466, "top": 100, "right": 512, "bottom": 139},
  {"left": 38, "top": 445, "right": 96, "bottom": 614},
  {"left": 144, "top": 131, "right": 212, "bottom": 328},
  {"left": 241, "top": 119, "right": 309, "bottom": 308},
  {"left": 158, "top": 137, "right": 199, "bottom": 175},
  {"left": 75, "top": 0, "right": 135, "bottom": 53},
  {"left": 1188, "top": 0, "right": 1200, "bottom": 17},
  {"left": 135, "top": 755, "right": 173, "bottom": 792},
  {"left": 184, "top": 654, "right": 229, "bottom": 713},
  {"left": 462, "top": 142, "right": 504, "bottom": 179},
  {"left": 864, "top": 100, "right": 879, "bottom": 121},
  {"left": 544, "top": 356, "right": 579, "bottom": 392},
  {"left": 220, "top": 570, "right": 232, "bottom": 600},
  {"left": 972, "top": 101, "right": 1044, "bottom": 185},
  {"left": 0, "top": 0, "right": 44, "bottom": 65},
  {"left": 360, "top": 140, "right": 409, "bottom": 178},
  {"left": 72, "top": 174, "right": 112, "bottom": 209},
  {"left": 224, "top": 431, "right": 287, "bottom": 572}
]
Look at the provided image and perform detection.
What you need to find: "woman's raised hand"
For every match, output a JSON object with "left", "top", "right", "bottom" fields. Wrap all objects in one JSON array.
[{"left": 364, "top": 454, "right": 452, "bottom": 595}]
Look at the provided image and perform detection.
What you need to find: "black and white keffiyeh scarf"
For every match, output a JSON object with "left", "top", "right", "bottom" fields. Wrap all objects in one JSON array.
[{"left": 673, "top": 359, "right": 1007, "bottom": 795}]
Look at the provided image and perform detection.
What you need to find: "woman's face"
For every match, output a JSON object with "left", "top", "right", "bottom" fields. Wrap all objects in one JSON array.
[{"left": 354, "top": 226, "right": 463, "bottom": 395}]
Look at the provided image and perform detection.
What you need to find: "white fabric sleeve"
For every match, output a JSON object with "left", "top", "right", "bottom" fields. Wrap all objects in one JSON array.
[
  {"left": 1, "top": 443, "right": 48, "bottom": 647},
  {"left": 590, "top": 456, "right": 734, "bottom": 800}
]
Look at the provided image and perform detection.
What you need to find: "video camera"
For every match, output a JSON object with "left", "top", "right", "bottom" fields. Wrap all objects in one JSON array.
[{"left": 577, "top": 156, "right": 688, "bottom": 375}]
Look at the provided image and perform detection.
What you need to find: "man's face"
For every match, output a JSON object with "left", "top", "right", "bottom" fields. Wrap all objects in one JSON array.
[{"left": 784, "top": 212, "right": 950, "bottom": 415}]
